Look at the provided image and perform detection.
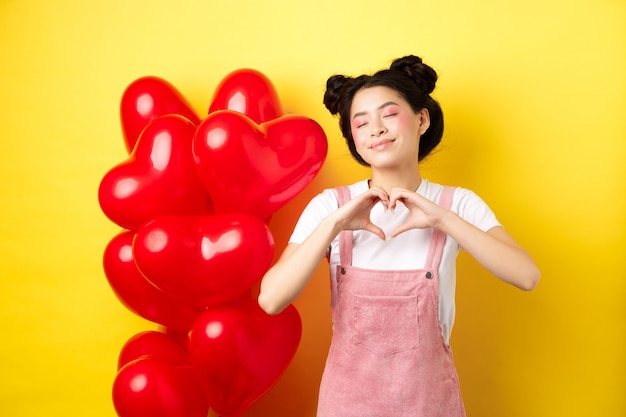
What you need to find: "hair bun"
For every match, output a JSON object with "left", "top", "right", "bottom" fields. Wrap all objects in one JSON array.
[
  {"left": 390, "top": 55, "right": 437, "bottom": 95},
  {"left": 323, "top": 75, "right": 353, "bottom": 114}
]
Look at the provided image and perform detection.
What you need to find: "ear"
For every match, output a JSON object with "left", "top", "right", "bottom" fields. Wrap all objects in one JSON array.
[{"left": 417, "top": 108, "right": 430, "bottom": 135}]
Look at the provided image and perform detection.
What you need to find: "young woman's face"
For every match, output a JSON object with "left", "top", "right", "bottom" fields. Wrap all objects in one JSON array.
[{"left": 349, "top": 86, "right": 429, "bottom": 169}]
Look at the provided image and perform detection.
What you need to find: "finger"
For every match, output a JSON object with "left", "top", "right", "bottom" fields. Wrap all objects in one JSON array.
[
  {"left": 389, "top": 186, "right": 415, "bottom": 198},
  {"left": 369, "top": 187, "right": 390, "bottom": 205},
  {"left": 364, "top": 223, "right": 386, "bottom": 240},
  {"left": 371, "top": 184, "right": 389, "bottom": 194},
  {"left": 389, "top": 190, "right": 428, "bottom": 210},
  {"left": 388, "top": 189, "right": 411, "bottom": 209},
  {"left": 354, "top": 189, "right": 389, "bottom": 212},
  {"left": 390, "top": 223, "right": 412, "bottom": 238}
]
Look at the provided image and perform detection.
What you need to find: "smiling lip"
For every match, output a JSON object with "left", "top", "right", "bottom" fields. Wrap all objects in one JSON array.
[{"left": 369, "top": 139, "right": 395, "bottom": 149}]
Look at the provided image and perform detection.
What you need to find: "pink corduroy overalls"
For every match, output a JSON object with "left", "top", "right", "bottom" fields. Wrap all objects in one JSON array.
[{"left": 316, "top": 185, "right": 466, "bottom": 417}]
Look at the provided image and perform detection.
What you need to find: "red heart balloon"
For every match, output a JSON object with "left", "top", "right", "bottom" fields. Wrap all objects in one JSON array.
[
  {"left": 117, "top": 331, "right": 190, "bottom": 370},
  {"left": 113, "top": 357, "right": 209, "bottom": 417},
  {"left": 133, "top": 214, "right": 274, "bottom": 308},
  {"left": 209, "top": 68, "right": 283, "bottom": 123},
  {"left": 121, "top": 76, "right": 201, "bottom": 153},
  {"left": 99, "top": 114, "right": 213, "bottom": 231},
  {"left": 188, "top": 295, "right": 302, "bottom": 417},
  {"left": 193, "top": 110, "right": 327, "bottom": 219},
  {"left": 103, "top": 230, "right": 203, "bottom": 333}
]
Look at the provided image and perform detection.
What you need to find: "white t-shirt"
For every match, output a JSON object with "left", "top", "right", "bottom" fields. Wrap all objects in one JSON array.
[{"left": 289, "top": 179, "right": 501, "bottom": 345}]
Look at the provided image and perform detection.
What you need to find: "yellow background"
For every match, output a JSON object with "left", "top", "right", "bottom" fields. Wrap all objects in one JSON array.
[{"left": 1, "top": 0, "right": 624, "bottom": 416}]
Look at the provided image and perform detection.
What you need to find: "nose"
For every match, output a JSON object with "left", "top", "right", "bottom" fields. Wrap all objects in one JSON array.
[{"left": 370, "top": 120, "right": 387, "bottom": 136}]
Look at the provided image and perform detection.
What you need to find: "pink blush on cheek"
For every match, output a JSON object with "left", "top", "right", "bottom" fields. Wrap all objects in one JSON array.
[{"left": 394, "top": 113, "right": 409, "bottom": 127}]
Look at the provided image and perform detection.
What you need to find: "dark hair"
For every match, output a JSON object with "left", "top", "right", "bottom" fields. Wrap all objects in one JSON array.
[{"left": 323, "top": 55, "right": 443, "bottom": 165}]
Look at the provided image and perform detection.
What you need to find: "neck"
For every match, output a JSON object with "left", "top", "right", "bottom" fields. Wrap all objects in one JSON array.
[{"left": 369, "top": 166, "right": 423, "bottom": 192}]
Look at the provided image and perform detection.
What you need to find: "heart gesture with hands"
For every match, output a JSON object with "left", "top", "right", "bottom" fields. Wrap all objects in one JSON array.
[{"left": 334, "top": 186, "right": 447, "bottom": 241}]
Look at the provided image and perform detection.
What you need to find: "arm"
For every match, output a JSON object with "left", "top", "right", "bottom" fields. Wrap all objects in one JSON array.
[
  {"left": 257, "top": 220, "right": 337, "bottom": 315},
  {"left": 389, "top": 188, "right": 540, "bottom": 291},
  {"left": 258, "top": 187, "right": 388, "bottom": 315},
  {"left": 438, "top": 217, "right": 540, "bottom": 290}
]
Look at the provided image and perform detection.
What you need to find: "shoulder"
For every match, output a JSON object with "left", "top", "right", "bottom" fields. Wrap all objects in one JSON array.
[{"left": 451, "top": 186, "right": 493, "bottom": 215}]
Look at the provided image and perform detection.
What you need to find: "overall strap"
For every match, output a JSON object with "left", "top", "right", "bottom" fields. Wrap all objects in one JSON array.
[
  {"left": 424, "top": 186, "right": 457, "bottom": 270},
  {"left": 335, "top": 186, "right": 353, "bottom": 266}
]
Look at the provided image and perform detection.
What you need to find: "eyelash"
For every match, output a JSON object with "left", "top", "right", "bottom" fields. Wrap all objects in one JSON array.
[{"left": 354, "top": 112, "right": 397, "bottom": 128}]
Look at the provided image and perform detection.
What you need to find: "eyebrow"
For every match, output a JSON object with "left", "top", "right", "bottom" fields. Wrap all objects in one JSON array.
[{"left": 351, "top": 101, "right": 399, "bottom": 120}]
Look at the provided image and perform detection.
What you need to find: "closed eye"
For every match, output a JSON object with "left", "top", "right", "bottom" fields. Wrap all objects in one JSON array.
[{"left": 353, "top": 118, "right": 368, "bottom": 128}]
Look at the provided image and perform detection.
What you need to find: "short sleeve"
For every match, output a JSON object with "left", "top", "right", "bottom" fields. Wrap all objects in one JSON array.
[
  {"left": 288, "top": 188, "right": 340, "bottom": 245},
  {"left": 453, "top": 188, "right": 501, "bottom": 232}
]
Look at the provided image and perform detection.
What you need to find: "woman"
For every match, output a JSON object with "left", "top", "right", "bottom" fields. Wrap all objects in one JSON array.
[{"left": 258, "top": 55, "right": 540, "bottom": 417}]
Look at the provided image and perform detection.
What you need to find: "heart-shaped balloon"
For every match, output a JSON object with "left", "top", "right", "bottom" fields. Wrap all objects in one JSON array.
[
  {"left": 113, "top": 357, "right": 209, "bottom": 417},
  {"left": 117, "top": 330, "right": 190, "bottom": 370},
  {"left": 209, "top": 68, "right": 283, "bottom": 123},
  {"left": 121, "top": 76, "right": 201, "bottom": 153},
  {"left": 193, "top": 110, "right": 327, "bottom": 219},
  {"left": 188, "top": 294, "right": 302, "bottom": 417},
  {"left": 99, "top": 114, "right": 213, "bottom": 231},
  {"left": 103, "top": 230, "right": 203, "bottom": 333},
  {"left": 133, "top": 213, "right": 274, "bottom": 308}
]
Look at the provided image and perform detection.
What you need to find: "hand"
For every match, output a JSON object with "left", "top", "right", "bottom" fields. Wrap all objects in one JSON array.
[
  {"left": 388, "top": 188, "right": 447, "bottom": 237},
  {"left": 331, "top": 186, "right": 389, "bottom": 240}
]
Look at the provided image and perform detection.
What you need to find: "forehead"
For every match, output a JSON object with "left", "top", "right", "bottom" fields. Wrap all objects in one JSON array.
[{"left": 350, "top": 86, "right": 407, "bottom": 115}]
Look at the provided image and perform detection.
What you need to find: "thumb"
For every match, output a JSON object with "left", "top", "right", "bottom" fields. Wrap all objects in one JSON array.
[
  {"left": 364, "top": 223, "right": 386, "bottom": 240},
  {"left": 390, "top": 223, "right": 412, "bottom": 238}
]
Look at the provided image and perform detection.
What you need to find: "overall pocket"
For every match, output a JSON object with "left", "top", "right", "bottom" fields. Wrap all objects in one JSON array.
[{"left": 350, "top": 294, "right": 419, "bottom": 357}]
